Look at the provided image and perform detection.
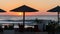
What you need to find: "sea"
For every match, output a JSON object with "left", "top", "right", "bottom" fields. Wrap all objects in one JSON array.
[{"left": 0, "top": 15, "right": 59, "bottom": 24}]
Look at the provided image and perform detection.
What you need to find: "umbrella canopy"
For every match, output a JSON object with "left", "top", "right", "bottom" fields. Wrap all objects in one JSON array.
[
  {"left": 0, "top": 9, "right": 6, "bottom": 12},
  {"left": 47, "top": 6, "right": 60, "bottom": 23},
  {"left": 10, "top": 5, "right": 38, "bottom": 12},
  {"left": 47, "top": 6, "right": 60, "bottom": 12},
  {"left": 10, "top": 5, "right": 38, "bottom": 26}
]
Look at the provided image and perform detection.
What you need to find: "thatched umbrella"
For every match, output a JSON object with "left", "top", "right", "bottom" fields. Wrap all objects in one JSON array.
[
  {"left": 47, "top": 6, "right": 60, "bottom": 23},
  {"left": 10, "top": 5, "right": 38, "bottom": 26}
]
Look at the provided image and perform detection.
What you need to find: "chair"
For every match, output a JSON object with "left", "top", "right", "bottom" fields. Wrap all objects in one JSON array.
[
  {"left": 0, "top": 25, "right": 3, "bottom": 32},
  {"left": 18, "top": 24, "right": 24, "bottom": 32},
  {"left": 34, "top": 25, "right": 40, "bottom": 32},
  {"left": 4, "top": 25, "right": 8, "bottom": 30},
  {"left": 4, "top": 24, "right": 14, "bottom": 30},
  {"left": 9, "top": 25, "right": 14, "bottom": 30}
]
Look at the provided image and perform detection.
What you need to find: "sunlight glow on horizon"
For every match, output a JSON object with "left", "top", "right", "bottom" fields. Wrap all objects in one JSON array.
[{"left": 19, "top": 12, "right": 23, "bottom": 15}]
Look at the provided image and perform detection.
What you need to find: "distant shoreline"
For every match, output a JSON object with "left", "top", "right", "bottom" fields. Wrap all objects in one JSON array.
[{"left": 0, "top": 15, "right": 59, "bottom": 16}]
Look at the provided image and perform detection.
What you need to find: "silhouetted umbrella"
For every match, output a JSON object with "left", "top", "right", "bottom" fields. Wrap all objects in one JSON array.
[
  {"left": 0, "top": 9, "right": 6, "bottom": 31},
  {"left": 0, "top": 9, "right": 6, "bottom": 12},
  {"left": 47, "top": 6, "right": 60, "bottom": 23},
  {"left": 10, "top": 5, "right": 38, "bottom": 26}
]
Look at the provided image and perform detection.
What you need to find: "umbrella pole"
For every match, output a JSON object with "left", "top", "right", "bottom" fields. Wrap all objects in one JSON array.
[
  {"left": 23, "top": 12, "right": 25, "bottom": 27},
  {"left": 58, "top": 12, "right": 59, "bottom": 23}
]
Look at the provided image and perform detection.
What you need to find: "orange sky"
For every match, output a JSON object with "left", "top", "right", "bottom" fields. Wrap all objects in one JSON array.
[{"left": 0, "top": 0, "right": 60, "bottom": 15}]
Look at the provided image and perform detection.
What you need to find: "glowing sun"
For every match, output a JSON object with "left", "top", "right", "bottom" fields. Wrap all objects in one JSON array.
[{"left": 19, "top": 13, "right": 22, "bottom": 15}]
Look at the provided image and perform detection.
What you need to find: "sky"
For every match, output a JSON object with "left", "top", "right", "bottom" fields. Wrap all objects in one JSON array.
[{"left": 0, "top": 0, "right": 60, "bottom": 15}]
